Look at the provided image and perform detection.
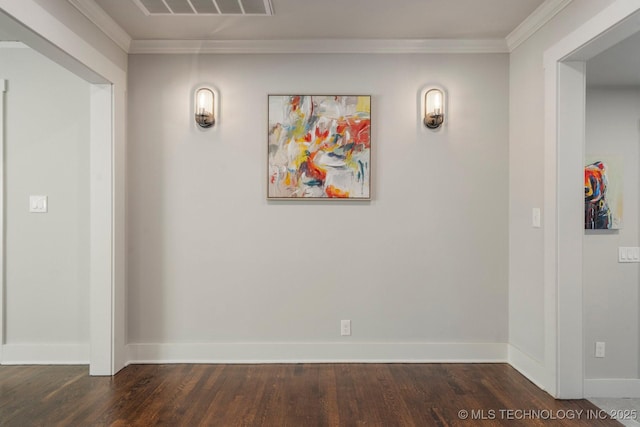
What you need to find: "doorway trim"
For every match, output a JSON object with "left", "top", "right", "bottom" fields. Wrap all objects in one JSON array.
[
  {"left": 544, "top": 0, "right": 640, "bottom": 398},
  {"left": 0, "top": 1, "right": 126, "bottom": 375},
  {"left": 89, "top": 84, "right": 114, "bottom": 375},
  {"left": 0, "top": 79, "right": 5, "bottom": 363}
]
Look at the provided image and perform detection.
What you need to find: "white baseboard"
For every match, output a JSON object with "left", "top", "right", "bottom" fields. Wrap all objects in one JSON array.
[
  {"left": 127, "top": 342, "right": 508, "bottom": 364},
  {"left": 585, "top": 379, "right": 640, "bottom": 398},
  {"left": 6, "top": 342, "right": 635, "bottom": 399},
  {"left": 1, "top": 343, "right": 89, "bottom": 365},
  {"left": 507, "top": 344, "right": 552, "bottom": 393}
]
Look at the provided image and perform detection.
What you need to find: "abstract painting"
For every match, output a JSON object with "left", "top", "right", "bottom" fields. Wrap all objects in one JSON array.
[
  {"left": 585, "top": 157, "right": 622, "bottom": 229},
  {"left": 268, "top": 95, "right": 371, "bottom": 199}
]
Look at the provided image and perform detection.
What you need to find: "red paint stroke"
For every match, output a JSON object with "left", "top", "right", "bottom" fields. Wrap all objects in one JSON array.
[
  {"left": 350, "top": 119, "right": 371, "bottom": 147},
  {"left": 336, "top": 119, "right": 371, "bottom": 148},
  {"left": 290, "top": 96, "right": 302, "bottom": 111},
  {"left": 315, "top": 126, "right": 329, "bottom": 140}
]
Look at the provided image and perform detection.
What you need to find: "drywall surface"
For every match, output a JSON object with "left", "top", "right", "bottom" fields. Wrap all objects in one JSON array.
[
  {"left": 127, "top": 53, "right": 509, "bottom": 361},
  {"left": 509, "top": 0, "right": 615, "bottom": 367},
  {"left": 1, "top": 47, "right": 89, "bottom": 359},
  {"left": 583, "top": 87, "right": 640, "bottom": 380}
]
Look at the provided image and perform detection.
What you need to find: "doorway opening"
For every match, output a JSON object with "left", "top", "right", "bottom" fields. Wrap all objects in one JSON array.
[
  {"left": 0, "top": 9, "right": 117, "bottom": 375},
  {"left": 545, "top": 1, "right": 640, "bottom": 398}
]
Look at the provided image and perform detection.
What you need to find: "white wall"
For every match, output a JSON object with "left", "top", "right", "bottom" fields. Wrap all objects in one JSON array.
[
  {"left": 126, "top": 53, "right": 509, "bottom": 361},
  {"left": 583, "top": 87, "right": 640, "bottom": 380},
  {"left": 0, "top": 46, "right": 90, "bottom": 363},
  {"left": 508, "top": 0, "right": 615, "bottom": 389}
]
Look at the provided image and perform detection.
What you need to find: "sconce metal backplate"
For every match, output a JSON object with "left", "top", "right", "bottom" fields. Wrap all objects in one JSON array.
[
  {"left": 424, "top": 113, "right": 444, "bottom": 129},
  {"left": 196, "top": 113, "right": 215, "bottom": 128}
]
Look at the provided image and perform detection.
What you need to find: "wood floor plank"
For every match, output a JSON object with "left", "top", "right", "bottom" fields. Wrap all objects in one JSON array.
[{"left": 0, "top": 363, "right": 623, "bottom": 426}]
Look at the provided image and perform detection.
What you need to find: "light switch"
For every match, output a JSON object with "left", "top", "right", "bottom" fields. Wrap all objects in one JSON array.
[
  {"left": 619, "top": 247, "right": 628, "bottom": 262},
  {"left": 29, "top": 195, "right": 47, "bottom": 213},
  {"left": 618, "top": 247, "right": 640, "bottom": 263},
  {"left": 595, "top": 341, "right": 605, "bottom": 358},
  {"left": 532, "top": 208, "right": 541, "bottom": 228}
]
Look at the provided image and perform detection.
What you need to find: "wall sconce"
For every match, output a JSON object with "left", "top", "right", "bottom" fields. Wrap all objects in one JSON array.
[
  {"left": 195, "top": 87, "right": 215, "bottom": 128},
  {"left": 423, "top": 88, "right": 445, "bottom": 129}
]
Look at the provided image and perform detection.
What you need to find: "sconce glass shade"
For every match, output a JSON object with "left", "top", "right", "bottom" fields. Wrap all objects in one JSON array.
[
  {"left": 195, "top": 87, "right": 215, "bottom": 128},
  {"left": 424, "top": 88, "right": 445, "bottom": 129}
]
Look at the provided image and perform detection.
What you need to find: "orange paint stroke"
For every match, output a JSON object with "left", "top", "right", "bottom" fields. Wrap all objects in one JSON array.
[
  {"left": 305, "top": 151, "right": 327, "bottom": 181},
  {"left": 325, "top": 185, "right": 350, "bottom": 198}
]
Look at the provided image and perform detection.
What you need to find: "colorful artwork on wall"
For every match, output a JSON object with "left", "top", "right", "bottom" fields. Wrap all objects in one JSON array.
[
  {"left": 268, "top": 95, "right": 371, "bottom": 200},
  {"left": 584, "top": 157, "right": 622, "bottom": 229}
]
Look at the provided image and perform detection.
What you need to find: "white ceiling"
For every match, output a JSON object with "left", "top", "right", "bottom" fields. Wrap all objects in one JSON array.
[
  {"left": 92, "top": 0, "right": 545, "bottom": 41},
  {"left": 587, "top": 31, "right": 640, "bottom": 87}
]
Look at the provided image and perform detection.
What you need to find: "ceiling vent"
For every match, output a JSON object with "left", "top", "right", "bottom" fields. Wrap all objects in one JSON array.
[{"left": 132, "top": 0, "right": 274, "bottom": 15}]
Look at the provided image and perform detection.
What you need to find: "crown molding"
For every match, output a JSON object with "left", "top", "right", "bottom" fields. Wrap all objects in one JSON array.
[
  {"left": 0, "top": 41, "right": 29, "bottom": 48},
  {"left": 68, "top": 0, "right": 132, "bottom": 53},
  {"left": 129, "top": 38, "right": 509, "bottom": 54},
  {"left": 506, "top": 0, "right": 573, "bottom": 51},
  {"left": 68, "top": 0, "right": 567, "bottom": 55}
]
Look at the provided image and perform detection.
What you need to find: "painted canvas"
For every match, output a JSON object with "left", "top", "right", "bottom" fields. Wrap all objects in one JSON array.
[
  {"left": 584, "top": 157, "right": 623, "bottom": 229},
  {"left": 268, "top": 95, "right": 371, "bottom": 199}
]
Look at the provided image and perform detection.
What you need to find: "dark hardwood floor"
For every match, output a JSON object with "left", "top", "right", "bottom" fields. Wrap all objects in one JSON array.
[{"left": 0, "top": 363, "right": 620, "bottom": 426}]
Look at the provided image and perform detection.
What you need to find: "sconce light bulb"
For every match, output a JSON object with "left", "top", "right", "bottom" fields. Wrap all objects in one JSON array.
[
  {"left": 198, "top": 92, "right": 208, "bottom": 112},
  {"left": 433, "top": 92, "right": 442, "bottom": 112},
  {"left": 424, "top": 88, "right": 445, "bottom": 130}
]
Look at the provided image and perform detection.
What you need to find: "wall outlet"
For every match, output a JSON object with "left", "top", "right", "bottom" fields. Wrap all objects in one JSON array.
[
  {"left": 341, "top": 319, "right": 351, "bottom": 336},
  {"left": 595, "top": 341, "right": 605, "bottom": 358}
]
